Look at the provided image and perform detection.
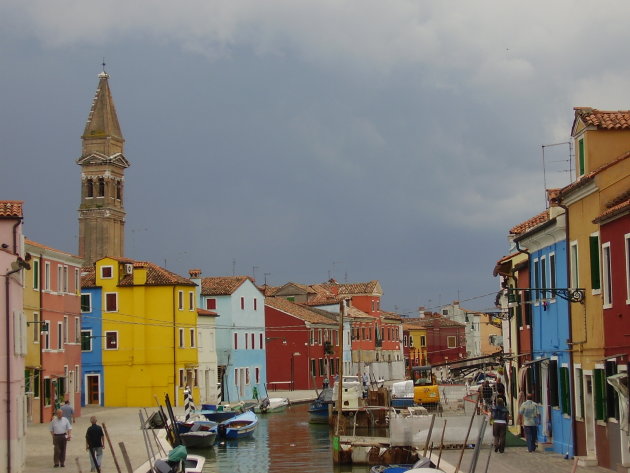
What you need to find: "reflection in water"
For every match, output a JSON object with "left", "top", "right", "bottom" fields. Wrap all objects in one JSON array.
[{"left": 194, "top": 403, "right": 372, "bottom": 472}]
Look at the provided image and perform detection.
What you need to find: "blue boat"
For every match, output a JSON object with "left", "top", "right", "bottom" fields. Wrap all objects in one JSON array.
[
  {"left": 369, "top": 456, "right": 439, "bottom": 472},
  {"left": 176, "top": 419, "right": 218, "bottom": 434},
  {"left": 216, "top": 411, "right": 258, "bottom": 440},
  {"left": 308, "top": 388, "right": 333, "bottom": 423}
]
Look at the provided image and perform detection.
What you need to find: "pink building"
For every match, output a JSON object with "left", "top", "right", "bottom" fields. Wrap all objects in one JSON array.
[{"left": 0, "top": 201, "right": 29, "bottom": 473}]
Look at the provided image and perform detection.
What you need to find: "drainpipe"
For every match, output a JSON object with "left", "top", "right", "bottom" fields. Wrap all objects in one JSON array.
[
  {"left": 38, "top": 254, "right": 43, "bottom": 424},
  {"left": 558, "top": 201, "right": 577, "bottom": 457},
  {"left": 173, "top": 286, "right": 177, "bottom": 406}
]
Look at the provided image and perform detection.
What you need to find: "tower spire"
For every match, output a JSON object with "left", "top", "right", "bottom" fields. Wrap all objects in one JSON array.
[{"left": 77, "top": 70, "right": 130, "bottom": 266}]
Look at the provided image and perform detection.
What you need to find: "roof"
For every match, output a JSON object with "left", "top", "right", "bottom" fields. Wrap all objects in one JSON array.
[
  {"left": 265, "top": 297, "right": 337, "bottom": 325},
  {"left": 593, "top": 198, "right": 630, "bottom": 224},
  {"left": 381, "top": 310, "right": 403, "bottom": 322},
  {"left": 25, "top": 239, "right": 81, "bottom": 260},
  {"left": 201, "top": 276, "right": 252, "bottom": 295},
  {"left": 573, "top": 107, "right": 630, "bottom": 131},
  {"left": 509, "top": 210, "right": 549, "bottom": 236},
  {"left": 118, "top": 261, "right": 195, "bottom": 287},
  {"left": 82, "top": 72, "right": 124, "bottom": 143},
  {"left": 197, "top": 308, "right": 218, "bottom": 317},
  {"left": 81, "top": 267, "right": 96, "bottom": 287},
  {"left": 321, "top": 280, "right": 382, "bottom": 296},
  {"left": 0, "top": 201, "right": 23, "bottom": 218},
  {"left": 559, "top": 151, "right": 630, "bottom": 198},
  {"left": 405, "top": 314, "right": 466, "bottom": 329}
]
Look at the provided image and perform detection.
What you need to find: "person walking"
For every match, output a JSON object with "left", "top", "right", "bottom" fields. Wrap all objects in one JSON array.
[
  {"left": 495, "top": 377, "right": 506, "bottom": 404},
  {"left": 50, "top": 408, "right": 72, "bottom": 467},
  {"left": 60, "top": 400, "right": 74, "bottom": 424},
  {"left": 481, "top": 380, "right": 494, "bottom": 410},
  {"left": 85, "top": 416, "right": 105, "bottom": 472},
  {"left": 518, "top": 393, "right": 540, "bottom": 452},
  {"left": 491, "top": 397, "right": 510, "bottom": 453}
]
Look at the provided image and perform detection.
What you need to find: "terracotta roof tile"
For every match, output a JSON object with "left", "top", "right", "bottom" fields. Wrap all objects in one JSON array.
[
  {"left": 509, "top": 210, "right": 549, "bottom": 235},
  {"left": 405, "top": 314, "right": 466, "bottom": 328},
  {"left": 575, "top": 107, "right": 630, "bottom": 130},
  {"left": 81, "top": 267, "right": 96, "bottom": 287},
  {"left": 118, "top": 261, "right": 196, "bottom": 286},
  {"left": 265, "top": 297, "right": 337, "bottom": 325},
  {"left": 25, "top": 239, "right": 81, "bottom": 259},
  {"left": 197, "top": 308, "right": 218, "bottom": 317},
  {"left": 0, "top": 201, "right": 23, "bottom": 218},
  {"left": 201, "top": 276, "right": 252, "bottom": 295},
  {"left": 593, "top": 198, "right": 630, "bottom": 224}
]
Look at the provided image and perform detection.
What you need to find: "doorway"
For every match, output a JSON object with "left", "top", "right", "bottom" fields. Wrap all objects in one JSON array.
[{"left": 86, "top": 374, "right": 100, "bottom": 405}]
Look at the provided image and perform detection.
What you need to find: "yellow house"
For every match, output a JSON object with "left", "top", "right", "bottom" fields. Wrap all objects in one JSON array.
[
  {"left": 95, "top": 257, "right": 199, "bottom": 407},
  {"left": 560, "top": 107, "right": 630, "bottom": 463},
  {"left": 404, "top": 322, "right": 428, "bottom": 367}
]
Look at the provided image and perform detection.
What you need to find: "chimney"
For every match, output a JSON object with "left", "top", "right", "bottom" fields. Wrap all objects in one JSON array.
[{"left": 189, "top": 269, "right": 202, "bottom": 278}]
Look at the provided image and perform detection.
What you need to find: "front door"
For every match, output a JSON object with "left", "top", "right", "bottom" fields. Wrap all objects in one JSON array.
[{"left": 86, "top": 375, "right": 100, "bottom": 405}]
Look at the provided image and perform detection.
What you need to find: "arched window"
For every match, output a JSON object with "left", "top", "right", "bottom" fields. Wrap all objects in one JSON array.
[
  {"left": 86, "top": 179, "right": 94, "bottom": 197},
  {"left": 116, "top": 181, "right": 122, "bottom": 200},
  {"left": 98, "top": 178, "right": 105, "bottom": 197}
]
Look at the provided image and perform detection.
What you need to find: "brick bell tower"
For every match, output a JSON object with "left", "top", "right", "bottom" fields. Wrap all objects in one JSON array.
[{"left": 77, "top": 70, "right": 130, "bottom": 266}]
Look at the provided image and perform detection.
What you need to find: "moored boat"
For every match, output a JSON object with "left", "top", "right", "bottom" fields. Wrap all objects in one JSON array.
[
  {"left": 308, "top": 387, "right": 333, "bottom": 423},
  {"left": 255, "top": 397, "right": 289, "bottom": 413},
  {"left": 179, "top": 430, "right": 217, "bottom": 449},
  {"left": 217, "top": 410, "right": 258, "bottom": 439}
]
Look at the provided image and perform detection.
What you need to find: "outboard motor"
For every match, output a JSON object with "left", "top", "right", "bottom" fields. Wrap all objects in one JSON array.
[{"left": 218, "top": 423, "right": 227, "bottom": 438}]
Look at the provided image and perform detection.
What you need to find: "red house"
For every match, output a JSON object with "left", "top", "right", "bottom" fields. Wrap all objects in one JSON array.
[
  {"left": 265, "top": 297, "right": 339, "bottom": 391},
  {"left": 407, "top": 313, "right": 466, "bottom": 365},
  {"left": 594, "top": 198, "right": 630, "bottom": 358}
]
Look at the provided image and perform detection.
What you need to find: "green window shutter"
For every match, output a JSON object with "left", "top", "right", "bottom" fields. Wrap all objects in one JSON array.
[
  {"left": 578, "top": 139, "right": 585, "bottom": 175},
  {"left": 560, "top": 367, "right": 571, "bottom": 415},
  {"left": 594, "top": 369, "right": 607, "bottom": 421},
  {"left": 589, "top": 236, "right": 600, "bottom": 290},
  {"left": 549, "top": 360, "right": 559, "bottom": 407}
]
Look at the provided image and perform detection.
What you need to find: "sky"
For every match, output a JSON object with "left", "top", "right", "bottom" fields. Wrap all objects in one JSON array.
[{"left": 2, "top": 1, "right": 630, "bottom": 316}]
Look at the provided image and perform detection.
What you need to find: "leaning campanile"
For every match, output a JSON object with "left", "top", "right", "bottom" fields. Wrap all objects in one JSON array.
[{"left": 77, "top": 71, "right": 130, "bottom": 266}]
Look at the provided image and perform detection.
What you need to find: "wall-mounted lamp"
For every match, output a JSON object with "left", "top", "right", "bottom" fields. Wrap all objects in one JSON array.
[{"left": 265, "top": 337, "right": 287, "bottom": 345}]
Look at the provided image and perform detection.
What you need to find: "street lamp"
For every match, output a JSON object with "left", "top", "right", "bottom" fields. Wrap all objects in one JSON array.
[{"left": 290, "top": 352, "right": 301, "bottom": 391}]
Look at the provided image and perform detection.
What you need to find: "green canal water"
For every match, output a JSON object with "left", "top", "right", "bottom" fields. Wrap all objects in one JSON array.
[{"left": 193, "top": 403, "right": 373, "bottom": 472}]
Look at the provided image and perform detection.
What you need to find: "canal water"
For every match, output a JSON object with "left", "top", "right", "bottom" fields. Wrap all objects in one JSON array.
[{"left": 196, "top": 403, "right": 371, "bottom": 473}]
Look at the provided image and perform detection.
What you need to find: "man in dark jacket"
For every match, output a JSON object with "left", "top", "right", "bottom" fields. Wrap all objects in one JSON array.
[
  {"left": 481, "top": 380, "right": 494, "bottom": 409},
  {"left": 85, "top": 416, "right": 105, "bottom": 472}
]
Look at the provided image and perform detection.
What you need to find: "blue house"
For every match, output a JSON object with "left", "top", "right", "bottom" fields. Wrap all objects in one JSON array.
[
  {"left": 80, "top": 267, "right": 105, "bottom": 406},
  {"left": 512, "top": 199, "right": 573, "bottom": 456},
  {"left": 199, "top": 276, "right": 266, "bottom": 403}
]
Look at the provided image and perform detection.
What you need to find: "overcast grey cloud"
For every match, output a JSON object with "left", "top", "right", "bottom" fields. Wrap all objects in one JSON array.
[{"left": 2, "top": 1, "right": 630, "bottom": 314}]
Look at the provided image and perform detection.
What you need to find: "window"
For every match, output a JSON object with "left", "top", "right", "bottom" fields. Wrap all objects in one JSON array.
[
  {"left": 310, "top": 359, "right": 316, "bottom": 377},
  {"left": 81, "top": 294, "right": 91, "bottom": 312},
  {"left": 590, "top": 234, "right": 601, "bottom": 291},
  {"left": 101, "top": 266, "right": 113, "bottom": 279},
  {"left": 33, "top": 260, "right": 39, "bottom": 290},
  {"left": 578, "top": 137, "right": 585, "bottom": 176},
  {"left": 533, "top": 259, "right": 540, "bottom": 302},
  {"left": 116, "top": 181, "right": 122, "bottom": 200},
  {"left": 43, "top": 320, "right": 50, "bottom": 350},
  {"left": 178, "top": 291, "right": 184, "bottom": 310},
  {"left": 75, "top": 365, "right": 80, "bottom": 392},
  {"left": 233, "top": 333, "right": 238, "bottom": 349},
  {"left": 549, "top": 253, "right": 556, "bottom": 297},
  {"left": 98, "top": 177, "right": 105, "bottom": 197},
  {"left": 594, "top": 368, "right": 608, "bottom": 421},
  {"left": 57, "top": 322, "right": 63, "bottom": 350},
  {"left": 33, "top": 370, "right": 40, "bottom": 398},
  {"left": 255, "top": 367, "right": 260, "bottom": 384},
  {"left": 63, "top": 266, "right": 68, "bottom": 293},
  {"left": 540, "top": 257, "right": 547, "bottom": 300},
  {"left": 75, "top": 317, "right": 80, "bottom": 343},
  {"left": 245, "top": 368, "right": 250, "bottom": 385},
  {"left": 251, "top": 333, "right": 255, "bottom": 350},
  {"left": 420, "top": 335, "right": 426, "bottom": 347},
  {"left": 74, "top": 268, "right": 80, "bottom": 293},
  {"left": 44, "top": 262, "right": 51, "bottom": 291},
  {"left": 32, "top": 313, "right": 40, "bottom": 343},
  {"left": 63, "top": 316, "right": 69, "bottom": 344},
  {"left": 189, "top": 292, "right": 194, "bottom": 310},
  {"left": 179, "top": 328, "right": 185, "bottom": 348},
  {"left": 259, "top": 333, "right": 263, "bottom": 349},
  {"left": 206, "top": 298, "right": 216, "bottom": 310},
  {"left": 81, "top": 331, "right": 92, "bottom": 351},
  {"left": 86, "top": 178, "right": 94, "bottom": 198},
  {"left": 57, "top": 265, "right": 63, "bottom": 292},
  {"left": 240, "top": 297, "right": 245, "bottom": 310},
  {"left": 245, "top": 332, "right": 249, "bottom": 349},
  {"left": 602, "top": 243, "right": 612, "bottom": 307},
  {"left": 105, "top": 331, "right": 118, "bottom": 350},
  {"left": 606, "top": 361, "right": 620, "bottom": 420},
  {"left": 575, "top": 367, "right": 584, "bottom": 418},
  {"left": 44, "top": 378, "right": 51, "bottom": 406},
  {"left": 319, "top": 358, "right": 325, "bottom": 376},
  {"left": 105, "top": 293, "right": 118, "bottom": 312},
  {"left": 570, "top": 242, "right": 579, "bottom": 288},
  {"left": 190, "top": 329, "right": 195, "bottom": 348},
  {"left": 253, "top": 298, "right": 257, "bottom": 310},
  {"left": 447, "top": 336, "right": 456, "bottom": 348},
  {"left": 179, "top": 369, "right": 185, "bottom": 387}
]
